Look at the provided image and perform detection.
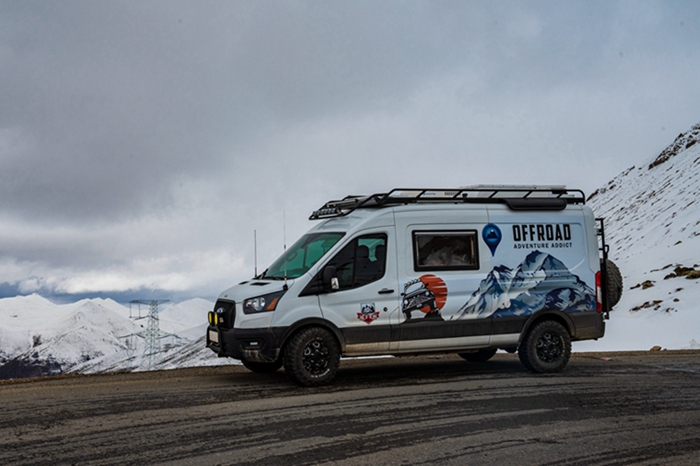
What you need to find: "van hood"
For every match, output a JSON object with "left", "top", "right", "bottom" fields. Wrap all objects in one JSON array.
[{"left": 217, "top": 279, "right": 294, "bottom": 302}]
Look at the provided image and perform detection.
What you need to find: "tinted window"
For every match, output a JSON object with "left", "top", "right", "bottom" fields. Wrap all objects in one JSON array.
[
  {"left": 327, "top": 233, "right": 388, "bottom": 290},
  {"left": 413, "top": 231, "right": 479, "bottom": 271}
]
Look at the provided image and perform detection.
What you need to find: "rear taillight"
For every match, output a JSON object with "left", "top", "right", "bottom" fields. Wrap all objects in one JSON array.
[{"left": 596, "top": 271, "right": 603, "bottom": 313}]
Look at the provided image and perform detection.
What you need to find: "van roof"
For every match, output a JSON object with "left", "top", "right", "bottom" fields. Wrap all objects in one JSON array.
[{"left": 310, "top": 186, "right": 586, "bottom": 220}]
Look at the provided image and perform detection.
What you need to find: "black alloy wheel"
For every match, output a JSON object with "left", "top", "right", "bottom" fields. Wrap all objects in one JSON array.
[
  {"left": 535, "top": 331, "right": 564, "bottom": 363},
  {"left": 303, "top": 338, "right": 330, "bottom": 376},
  {"left": 518, "top": 320, "right": 571, "bottom": 373},
  {"left": 284, "top": 327, "right": 340, "bottom": 386}
]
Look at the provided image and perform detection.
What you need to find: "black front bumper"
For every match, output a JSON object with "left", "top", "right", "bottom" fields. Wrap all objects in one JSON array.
[{"left": 206, "top": 325, "right": 286, "bottom": 363}]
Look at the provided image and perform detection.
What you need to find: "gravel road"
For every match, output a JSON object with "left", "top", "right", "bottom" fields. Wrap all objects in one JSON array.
[{"left": 1, "top": 351, "right": 699, "bottom": 465}]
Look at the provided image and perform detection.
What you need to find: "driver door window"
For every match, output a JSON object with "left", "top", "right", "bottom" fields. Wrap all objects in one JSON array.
[{"left": 326, "top": 234, "right": 387, "bottom": 290}]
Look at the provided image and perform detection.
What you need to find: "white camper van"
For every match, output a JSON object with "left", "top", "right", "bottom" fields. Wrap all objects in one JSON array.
[{"left": 206, "top": 187, "right": 622, "bottom": 386}]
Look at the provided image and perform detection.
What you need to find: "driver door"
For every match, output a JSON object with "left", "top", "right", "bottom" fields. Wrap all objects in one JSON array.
[{"left": 318, "top": 230, "right": 400, "bottom": 355}]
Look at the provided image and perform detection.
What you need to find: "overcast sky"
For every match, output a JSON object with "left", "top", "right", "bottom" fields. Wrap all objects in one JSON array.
[{"left": 1, "top": 0, "right": 699, "bottom": 303}]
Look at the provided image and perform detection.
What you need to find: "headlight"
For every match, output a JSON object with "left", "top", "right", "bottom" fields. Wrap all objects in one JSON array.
[{"left": 243, "top": 290, "right": 286, "bottom": 314}]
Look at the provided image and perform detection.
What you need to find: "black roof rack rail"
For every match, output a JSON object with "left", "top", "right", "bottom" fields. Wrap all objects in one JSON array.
[{"left": 310, "top": 186, "right": 586, "bottom": 220}]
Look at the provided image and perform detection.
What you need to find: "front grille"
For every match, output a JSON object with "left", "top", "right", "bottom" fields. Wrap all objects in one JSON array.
[{"left": 213, "top": 299, "right": 236, "bottom": 329}]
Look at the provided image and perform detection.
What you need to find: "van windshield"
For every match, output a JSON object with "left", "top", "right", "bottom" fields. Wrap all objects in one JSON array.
[{"left": 262, "top": 232, "right": 345, "bottom": 280}]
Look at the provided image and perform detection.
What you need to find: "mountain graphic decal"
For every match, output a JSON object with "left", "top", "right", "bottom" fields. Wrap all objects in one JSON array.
[{"left": 452, "top": 250, "right": 595, "bottom": 319}]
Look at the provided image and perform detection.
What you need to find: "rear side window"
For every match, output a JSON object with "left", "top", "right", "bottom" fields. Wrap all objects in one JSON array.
[{"left": 413, "top": 231, "right": 479, "bottom": 271}]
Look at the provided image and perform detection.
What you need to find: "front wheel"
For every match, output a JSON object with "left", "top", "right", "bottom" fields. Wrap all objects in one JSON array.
[
  {"left": 518, "top": 321, "right": 571, "bottom": 373},
  {"left": 284, "top": 327, "right": 340, "bottom": 387}
]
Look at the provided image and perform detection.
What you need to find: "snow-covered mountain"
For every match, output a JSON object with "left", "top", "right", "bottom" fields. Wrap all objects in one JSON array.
[
  {"left": 0, "top": 295, "right": 234, "bottom": 379},
  {"left": 576, "top": 122, "right": 700, "bottom": 351},
  {"left": 454, "top": 251, "right": 595, "bottom": 319},
  {"left": 0, "top": 295, "right": 131, "bottom": 378}
]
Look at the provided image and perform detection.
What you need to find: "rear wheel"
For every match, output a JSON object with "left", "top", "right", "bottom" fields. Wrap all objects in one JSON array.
[
  {"left": 458, "top": 348, "right": 497, "bottom": 362},
  {"left": 519, "top": 320, "right": 571, "bottom": 373},
  {"left": 242, "top": 358, "right": 283, "bottom": 373},
  {"left": 284, "top": 327, "right": 340, "bottom": 387}
]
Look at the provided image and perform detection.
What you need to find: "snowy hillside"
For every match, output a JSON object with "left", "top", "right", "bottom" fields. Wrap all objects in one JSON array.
[
  {"left": 576, "top": 123, "right": 700, "bottom": 351},
  {"left": 0, "top": 295, "right": 234, "bottom": 379}
]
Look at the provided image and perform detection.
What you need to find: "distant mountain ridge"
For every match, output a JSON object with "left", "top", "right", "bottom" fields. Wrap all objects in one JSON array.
[
  {"left": 647, "top": 123, "right": 700, "bottom": 170},
  {"left": 0, "top": 295, "right": 231, "bottom": 379}
]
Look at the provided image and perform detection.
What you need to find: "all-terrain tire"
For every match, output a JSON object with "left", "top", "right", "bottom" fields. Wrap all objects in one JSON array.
[
  {"left": 458, "top": 348, "right": 497, "bottom": 362},
  {"left": 604, "top": 259, "right": 623, "bottom": 310},
  {"left": 242, "top": 358, "right": 284, "bottom": 374},
  {"left": 518, "top": 320, "right": 571, "bottom": 373},
  {"left": 283, "top": 327, "right": 340, "bottom": 387}
]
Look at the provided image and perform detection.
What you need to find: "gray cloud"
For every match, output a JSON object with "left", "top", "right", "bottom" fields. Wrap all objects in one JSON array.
[{"left": 1, "top": 0, "right": 699, "bottom": 300}]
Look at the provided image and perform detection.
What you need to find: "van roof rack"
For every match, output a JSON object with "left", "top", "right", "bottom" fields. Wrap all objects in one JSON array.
[{"left": 310, "top": 186, "right": 585, "bottom": 220}]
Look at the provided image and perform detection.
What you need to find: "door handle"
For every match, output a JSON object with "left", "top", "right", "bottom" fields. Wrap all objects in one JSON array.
[{"left": 378, "top": 288, "right": 395, "bottom": 294}]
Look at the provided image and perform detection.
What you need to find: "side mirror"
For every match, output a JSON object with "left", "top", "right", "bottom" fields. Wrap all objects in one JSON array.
[{"left": 323, "top": 266, "right": 339, "bottom": 291}]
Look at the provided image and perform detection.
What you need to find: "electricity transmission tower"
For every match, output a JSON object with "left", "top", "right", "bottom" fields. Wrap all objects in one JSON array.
[{"left": 127, "top": 299, "right": 170, "bottom": 371}]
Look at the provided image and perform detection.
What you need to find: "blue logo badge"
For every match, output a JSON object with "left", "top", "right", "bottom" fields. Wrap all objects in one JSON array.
[{"left": 482, "top": 223, "right": 502, "bottom": 256}]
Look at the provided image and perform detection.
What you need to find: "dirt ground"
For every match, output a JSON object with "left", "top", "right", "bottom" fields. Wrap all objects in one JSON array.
[{"left": 1, "top": 350, "right": 699, "bottom": 465}]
